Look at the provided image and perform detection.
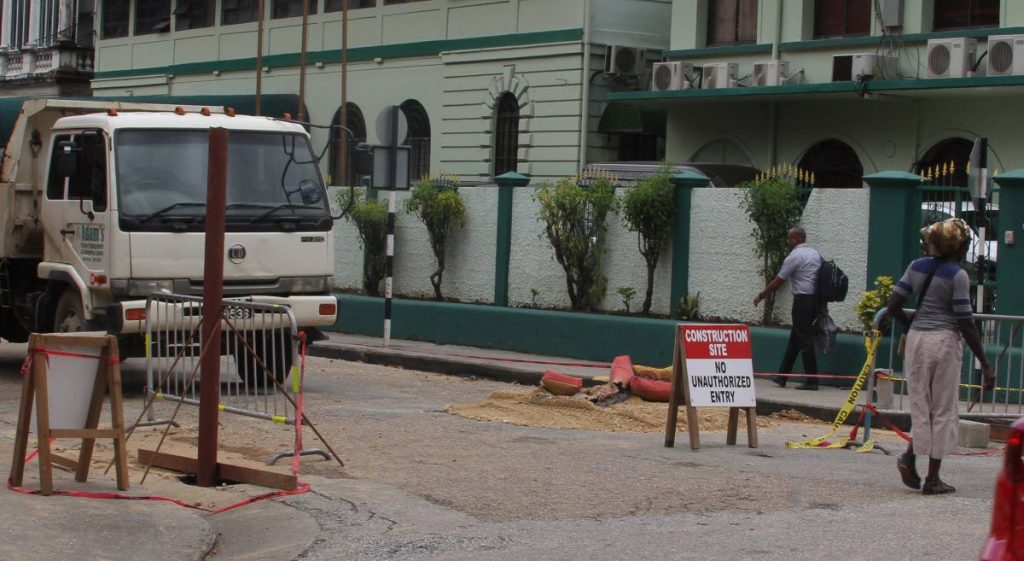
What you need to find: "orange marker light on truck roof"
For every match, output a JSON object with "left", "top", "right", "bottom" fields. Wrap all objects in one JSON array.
[
  {"left": 174, "top": 106, "right": 186, "bottom": 115},
  {"left": 200, "top": 107, "right": 211, "bottom": 116},
  {"left": 225, "top": 107, "right": 236, "bottom": 117},
  {"left": 107, "top": 108, "right": 118, "bottom": 116}
]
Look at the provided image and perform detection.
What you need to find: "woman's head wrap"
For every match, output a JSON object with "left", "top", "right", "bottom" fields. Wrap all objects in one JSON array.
[{"left": 920, "top": 217, "right": 970, "bottom": 259}]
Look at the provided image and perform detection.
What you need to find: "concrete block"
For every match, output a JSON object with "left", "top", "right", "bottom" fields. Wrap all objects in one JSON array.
[{"left": 958, "top": 420, "right": 991, "bottom": 449}]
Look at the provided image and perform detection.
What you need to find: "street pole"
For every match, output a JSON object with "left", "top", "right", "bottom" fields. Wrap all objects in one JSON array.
[
  {"left": 340, "top": 0, "right": 349, "bottom": 185},
  {"left": 197, "top": 127, "right": 229, "bottom": 487},
  {"left": 255, "top": 0, "right": 265, "bottom": 116},
  {"left": 298, "top": 0, "right": 309, "bottom": 122}
]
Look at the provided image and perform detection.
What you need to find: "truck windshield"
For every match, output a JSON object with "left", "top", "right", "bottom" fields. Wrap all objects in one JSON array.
[{"left": 116, "top": 129, "right": 330, "bottom": 231}]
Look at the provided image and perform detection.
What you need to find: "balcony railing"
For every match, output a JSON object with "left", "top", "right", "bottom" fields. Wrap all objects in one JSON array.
[{"left": 0, "top": 43, "right": 93, "bottom": 80}]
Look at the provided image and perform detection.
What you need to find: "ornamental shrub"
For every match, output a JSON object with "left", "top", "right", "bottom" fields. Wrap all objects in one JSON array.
[
  {"left": 855, "top": 275, "right": 895, "bottom": 333},
  {"left": 404, "top": 173, "right": 467, "bottom": 300},
  {"left": 738, "top": 177, "right": 804, "bottom": 324},
  {"left": 534, "top": 173, "right": 618, "bottom": 311},
  {"left": 620, "top": 168, "right": 675, "bottom": 314},
  {"left": 343, "top": 190, "right": 388, "bottom": 296}
]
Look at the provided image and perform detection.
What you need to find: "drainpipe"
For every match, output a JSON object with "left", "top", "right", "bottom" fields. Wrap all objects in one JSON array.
[
  {"left": 577, "top": 0, "right": 593, "bottom": 172},
  {"left": 768, "top": 0, "right": 783, "bottom": 167}
]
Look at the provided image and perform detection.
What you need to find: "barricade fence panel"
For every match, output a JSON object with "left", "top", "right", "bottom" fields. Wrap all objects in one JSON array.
[
  {"left": 144, "top": 294, "right": 300, "bottom": 426},
  {"left": 870, "top": 309, "right": 1024, "bottom": 418}
]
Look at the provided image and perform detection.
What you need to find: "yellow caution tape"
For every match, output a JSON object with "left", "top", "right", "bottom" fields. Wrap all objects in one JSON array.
[
  {"left": 271, "top": 415, "right": 287, "bottom": 424},
  {"left": 154, "top": 392, "right": 164, "bottom": 400},
  {"left": 785, "top": 330, "right": 881, "bottom": 450}
]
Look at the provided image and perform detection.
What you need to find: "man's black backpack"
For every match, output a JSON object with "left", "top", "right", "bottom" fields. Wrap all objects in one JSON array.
[{"left": 817, "top": 258, "right": 849, "bottom": 302}]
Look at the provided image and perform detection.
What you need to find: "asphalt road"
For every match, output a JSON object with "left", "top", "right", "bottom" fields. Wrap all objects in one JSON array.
[{"left": 0, "top": 343, "right": 1002, "bottom": 561}]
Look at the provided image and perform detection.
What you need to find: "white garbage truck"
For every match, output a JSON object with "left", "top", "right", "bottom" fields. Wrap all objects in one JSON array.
[{"left": 0, "top": 98, "right": 338, "bottom": 376}]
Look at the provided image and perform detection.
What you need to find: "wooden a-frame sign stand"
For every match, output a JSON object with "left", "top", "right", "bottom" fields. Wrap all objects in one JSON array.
[
  {"left": 664, "top": 325, "right": 758, "bottom": 450},
  {"left": 10, "top": 334, "right": 129, "bottom": 495}
]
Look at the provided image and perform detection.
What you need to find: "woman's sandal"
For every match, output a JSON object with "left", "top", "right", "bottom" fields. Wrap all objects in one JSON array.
[{"left": 897, "top": 455, "right": 921, "bottom": 490}]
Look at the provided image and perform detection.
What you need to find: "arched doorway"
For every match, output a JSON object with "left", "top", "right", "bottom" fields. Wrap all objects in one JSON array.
[
  {"left": 329, "top": 102, "right": 367, "bottom": 186},
  {"left": 690, "top": 138, "right": 754, "bottom": 166},
  {"left": 916, "top": 137, "right": 972, "bottom": 187},
  {"left": 797, "top": 139, "right": 863, "bottom": 188},
  {"left": 493, "top": 92, "right": 520, "bottom": 177},
  {"left": 400, "top": 99, "right": 431, "bottom": 181}
]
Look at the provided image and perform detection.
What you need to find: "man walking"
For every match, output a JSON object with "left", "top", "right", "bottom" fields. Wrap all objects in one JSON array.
[{"left": 753, "top": 226, "right": 821, "bottom": 390}]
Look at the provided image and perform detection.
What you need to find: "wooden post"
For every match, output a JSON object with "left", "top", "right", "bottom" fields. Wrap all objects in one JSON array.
[{"left": 197, "top": 127, "right": 229, "bottom": 487}]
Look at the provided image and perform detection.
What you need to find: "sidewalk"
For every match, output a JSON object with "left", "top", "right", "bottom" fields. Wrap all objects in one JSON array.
[{"left": 308, "top": 331, "right": 865, "bottom": 425}]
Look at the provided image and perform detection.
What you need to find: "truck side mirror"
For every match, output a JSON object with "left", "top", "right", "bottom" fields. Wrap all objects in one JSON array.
[
  {"left": 54, "top": 140, "right": 77, "bottom": 178},
  {"left": 298, "top": 179, "right": 323, "bottom": 205}
]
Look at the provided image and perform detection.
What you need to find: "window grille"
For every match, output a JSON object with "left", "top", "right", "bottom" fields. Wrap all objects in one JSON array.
[
  {"left": 400, "top": 100, "right": 431, "bottom": 181},
  {"left": 933, "top": 0, "right": 999, "bottom": 30},
  {"left": 707, "top": 0, "right": 758, "bottom": 45},
  {"left": 135, "top": 0, "right": 171, "bottom": 35},
  {"left": 493, "top": 93, "right": 519, "bottom": 177},
  {"left": 814, "top": 0, "right": 871, "bottom": 38}
]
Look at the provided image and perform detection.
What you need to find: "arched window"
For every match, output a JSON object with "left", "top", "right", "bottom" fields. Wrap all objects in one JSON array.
[
  {"left": 329, "top": 102, "right": 367, "bottom": 186},
  {"left": 400, "top": 100, "right": 431, "bottom": 181},
  {"left": 493, "top": 92, "right": 520, "bottom": 177},
  {"left": 690, "top": 139, "right": 754, "bottom": 166},
  {"left": 798, "top": 139, "right": 863, "bottom": 188},
  {"left": 916, "top": 137, "right": 972, "bottom": 187}
]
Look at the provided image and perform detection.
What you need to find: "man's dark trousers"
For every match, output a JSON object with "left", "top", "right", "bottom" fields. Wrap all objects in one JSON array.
[{"left": 779, "top": 294, "right": 819, "bottom": 386}]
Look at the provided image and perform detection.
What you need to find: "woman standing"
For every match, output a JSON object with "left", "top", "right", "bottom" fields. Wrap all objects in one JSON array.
[{"left": 885, "top": 218, "right": 994, "bottom": 495}]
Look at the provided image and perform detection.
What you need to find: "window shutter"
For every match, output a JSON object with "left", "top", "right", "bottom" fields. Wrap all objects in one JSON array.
[
  {"left": 736, "top": 0, "right": 758, "bottom": 43},
  {"left": 708, "top": 0, "right": 738, "bottom": 45}
]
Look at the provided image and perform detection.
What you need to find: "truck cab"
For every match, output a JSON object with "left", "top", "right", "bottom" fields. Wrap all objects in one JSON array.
[{"left": 0, "top": 99, "right": 337, "bottom": 354}]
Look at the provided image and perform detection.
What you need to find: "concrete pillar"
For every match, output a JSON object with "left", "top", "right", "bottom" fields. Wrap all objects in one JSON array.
[
  {"left": 493, "top": 171, "right": 530, "bottom": 307},
  {"left": 993, "top": 170, "right": 1024, "bottom": 316},
  {"left": 1, "top": 0, "right": 13, "bottom": 48},
  {"left": 669, "top": 171, "right": 709, "bottom": 318},
  {"left": 57, "top": 0, "right": 75, "bottom": 43},
  {"left": 864, "top": 171, "right": 926, "bottom": 287},
  {"left": 27, "top": 0, "right": 38, "bottom": 46}
]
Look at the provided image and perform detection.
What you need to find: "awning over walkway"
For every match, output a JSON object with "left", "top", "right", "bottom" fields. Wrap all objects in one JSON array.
[{"left": 597, "top": 101, "right": 666, "bottom": 136}]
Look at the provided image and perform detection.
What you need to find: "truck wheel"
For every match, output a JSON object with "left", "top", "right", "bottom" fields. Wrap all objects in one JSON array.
[
  {"left": 234, "top": 330, "right": 292, "bottom": 389},
  {"left": 53, "top": 289, "right": 93, "bottom": 333}
]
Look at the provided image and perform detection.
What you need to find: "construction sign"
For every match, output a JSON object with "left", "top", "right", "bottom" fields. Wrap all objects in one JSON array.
[{"left": 665, "top": 324, "right": 758, "bottom": 450}]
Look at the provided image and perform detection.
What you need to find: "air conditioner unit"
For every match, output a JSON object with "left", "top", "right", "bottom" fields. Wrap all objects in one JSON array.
[
  {"left": 605, "top": 45, "right": 642, "bottom": 76},
  {"left": 852, "top": 53, "right": 899, "bottom": 80},
  {"left": 651, "top": 61, "right": 694, "bottom": 91},
  {"left": 701, "top": 62, "right": 737, "bottom": 89},
  {"left": 926, "top": 37, "right": 977, "bottom": 78},
  {"left": 987, "top": 34, "right": 1024, "bottom": 76},
  {"left": 752, "top": 60, "right": 789, "bottom": 86}
]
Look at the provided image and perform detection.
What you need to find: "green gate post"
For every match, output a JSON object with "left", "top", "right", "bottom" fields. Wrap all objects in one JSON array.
[
  {"left": 993, "top": 170, "right": 1024, "bottom": 316},
  {"left": 864, "top": 171, "right": 927, "bottom": 287},
  {"left": 494, "top": 172, "right": 530, "bottom": 307},
  {"left": 669, "top": 171, "right": 710, "bottom": 317}
]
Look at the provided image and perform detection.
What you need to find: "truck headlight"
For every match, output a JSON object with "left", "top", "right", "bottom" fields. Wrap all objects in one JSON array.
[
  {"left": 291, "top": 276, "right": 331, "bottom": 293},
  {"left": 128, "top": 279, "right": 175, "bottom": 296}
]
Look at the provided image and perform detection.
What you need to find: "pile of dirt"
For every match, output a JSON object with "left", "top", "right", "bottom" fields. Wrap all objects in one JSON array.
[
  {"left": 768, "top": 409, "right": 821, "bottom": 423},
  {"left": 445, "top": 388, "right": 779, "bottom": 433}
]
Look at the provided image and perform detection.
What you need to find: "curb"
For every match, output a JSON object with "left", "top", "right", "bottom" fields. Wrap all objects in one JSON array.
[{"left": 308, "top": 342, "right": 1012, "bottom": 436}]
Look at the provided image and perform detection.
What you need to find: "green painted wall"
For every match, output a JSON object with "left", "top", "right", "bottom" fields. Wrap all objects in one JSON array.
[{"left": 330, "top": 294, "right": 882, "bottom": 378}]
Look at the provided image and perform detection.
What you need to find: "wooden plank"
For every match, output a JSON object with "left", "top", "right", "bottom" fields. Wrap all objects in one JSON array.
[
  {"left": 32, "top": 334, "right": 114, "bottom": 348},
  {"left": 34, "top": 353, "right": 54, "bottom": 495},
  {"left": 746, "top": 407, "right": 759, "bottom": 448},
  {"left": 9, "top": 335, "right": 37, "bottom": 487},
  {"left": 75, "top": 344, "right": 109, "bottom": 484},
  {"left": 107, "top": 339, "right": 129, "bottom": 491},
  {"left": 51, "top": 428, "right": 121, "bottom": 439},
  {"left": 726, "top": 408, "right": 739, "bottom": 445},
  {"left": 138, "top": 449, "right": 297, "bottom": 491},
  {"left": 50, "top": 454, "right": 79, "bottom": 471},
  {"left": 664, "top": 330, "right": 682, "bottom": 448}
]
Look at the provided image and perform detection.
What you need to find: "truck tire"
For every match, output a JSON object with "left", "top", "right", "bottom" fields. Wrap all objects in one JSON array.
[
  {"left": 53, "top": 288, "right": 94, "bottom": 333},
  {"left": 234, "top": 330, "right": 292, "bottom": 389}
]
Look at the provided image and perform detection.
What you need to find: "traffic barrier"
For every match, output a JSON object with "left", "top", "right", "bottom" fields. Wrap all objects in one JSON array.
[
  {"left": 867, "top": 309, "right": 1024, "bottom": 427},
  {"left": 139, "top": 293, "right": 329, "bottom": 464}
]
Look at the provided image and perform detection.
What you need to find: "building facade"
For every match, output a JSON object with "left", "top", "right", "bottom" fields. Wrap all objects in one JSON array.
[
  {"left": 612, "top": 0, "right": 1024, "bottom": 186},
  {"left": 89, "top": 0, "right": 671, "bottom": 183},
  {"left": 0, "top": 0, "right": 96, "bottom": 97}
]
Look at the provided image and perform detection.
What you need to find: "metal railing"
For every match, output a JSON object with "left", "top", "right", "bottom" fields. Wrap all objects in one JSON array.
[
  {"left": 140, "top": 293, "right": 329, "bottom": 464},
  {"left": 865, "top": 309, "right": 1024, "bottom": 436}
]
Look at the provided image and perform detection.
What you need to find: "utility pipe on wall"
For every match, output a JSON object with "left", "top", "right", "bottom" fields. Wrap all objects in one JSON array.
[
  {"left": 577, "top": 0, "right": 592, "bottom": 172},
  {"left": 767, "top": 0, "right": 783, "bottom": 167}
]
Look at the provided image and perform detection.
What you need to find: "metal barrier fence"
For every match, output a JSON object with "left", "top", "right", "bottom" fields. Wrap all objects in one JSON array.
[
  {"left": 140, "top": 293, "right": 329, "bottom": 463},
  {"left": 867, "top": 309, "right": 1024, "bottom": 423}
]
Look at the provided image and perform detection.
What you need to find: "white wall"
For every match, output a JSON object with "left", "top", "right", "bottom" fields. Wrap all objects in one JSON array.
[{"left": 334, "top": 182, "right": 871, "bottom": 330}]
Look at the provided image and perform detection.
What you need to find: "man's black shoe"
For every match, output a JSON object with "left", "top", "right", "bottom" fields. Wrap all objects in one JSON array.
[
  {"left": 771, "top": 376, "right": 787, "bottom": 388},
  {"left": 795, "top": 382, "right": 818, "bottom": 391}
]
